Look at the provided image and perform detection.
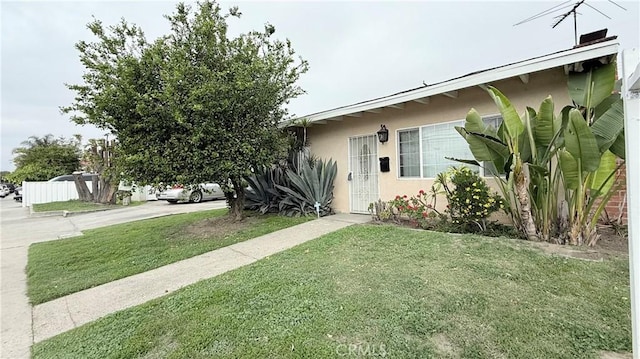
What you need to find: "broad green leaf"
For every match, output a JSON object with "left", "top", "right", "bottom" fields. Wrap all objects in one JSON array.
[
  {"left": 445, "top": 157, "right": 480, "bottom": 167},
  {"left": 465, "top": 109, "right": 486, "bottom": 134},
  {"left": 609, "top": 131, "right": 625, "bottom": 160},
  {"left": 488, "top": 156, "right": 506, "bottom": 176},
  {"left": 589, "top": 150, "right": 617, "bottom": 196},
  {"left": 521, "top": 108, "right": 536, "bottom": 163},
  {"left": 594, "top": 93, "right": 621, "bottom": 121},
  {"left": 591, "top": 98, "right": 624, "bottom": 153},
  {"left": 518, "top": 122, "right": 533, "bottom": 163},
  {"left": 497, "top": 120, "right": 506, "bottom": 142},
  {"left": 559, "top": 150, "right": 579, "bottom": 190},
  {"left": 534, "top": 96, "right": 559, "bottom": 146},
  {"left": 454, "top": 126, "right": 467, "bottom": 139},
  {"left": 466, "top": 136, "right": 494, "bottom": 161},
  {"left": 564, "top": 109, "right": 600, "bottom": 172},
  {"left": 465, "top": 131, "right": 509, "bottom": 159},
  {"left": 487, "top": 86, "right": 524, "bottom": 139},
  {"left": 567, "top": 62, "right": 615, "bottom": 108}
]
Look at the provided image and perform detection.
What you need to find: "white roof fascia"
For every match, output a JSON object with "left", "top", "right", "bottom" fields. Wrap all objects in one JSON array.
[{"left": 302, "top": 41, "right": 619, "bottom": 123}]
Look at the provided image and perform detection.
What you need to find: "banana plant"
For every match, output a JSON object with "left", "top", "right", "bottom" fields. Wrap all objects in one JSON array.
[
  {"left": 454, "top": 86, "right": 540, "bottom": 241},
  {"left": 453, "top": 59, "right": 624, "bottom": 246},
  {"left": 560, "top": 61, "right": 625, "bottom": 245}
]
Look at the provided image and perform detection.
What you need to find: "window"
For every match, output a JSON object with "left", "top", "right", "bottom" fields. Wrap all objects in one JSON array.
[
  {"left": 421, "top": 121, "right": 472, "bottom": 178},
  {"left": 398, "top": 129, "right": 420, "bottom": 177},
  {"left": 397, "top": 116, "right": 502, "bottom": 178}
]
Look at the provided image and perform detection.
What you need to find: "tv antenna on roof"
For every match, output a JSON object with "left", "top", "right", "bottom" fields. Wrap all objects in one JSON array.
[{"left": 514, "top": 0, "right": 626, "bottom": 46}]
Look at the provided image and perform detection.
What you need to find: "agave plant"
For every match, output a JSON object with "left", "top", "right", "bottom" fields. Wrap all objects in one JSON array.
[
  {"left": 276, "top": 158, "right": 337, "bottom": 217},
  {"left": 243, "top": 165, "right": 288, "bottom": 214}
]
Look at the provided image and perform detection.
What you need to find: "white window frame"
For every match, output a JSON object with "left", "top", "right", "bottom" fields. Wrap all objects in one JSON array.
[
  {"left": 396, "top": 115, "right": 502, "bottom": 179},
  {"left": 397, "top": 127, "right": 421, "bottom": 179}
]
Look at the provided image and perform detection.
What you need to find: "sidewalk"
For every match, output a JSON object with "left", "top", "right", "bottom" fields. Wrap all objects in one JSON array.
[
  {"left": 1, "top": 200, "right": 227, "bottom": 359},
  {"left": 32, "top": 213, "right": 370, "bottom": 343}
]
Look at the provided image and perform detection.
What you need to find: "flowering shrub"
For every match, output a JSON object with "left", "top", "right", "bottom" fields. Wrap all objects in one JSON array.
[
  {"left": 368, "top": 168, "right": 508, "bottom": 234},
  {"left": 387, "top": 186, "right": 444, "bottom": 228},
  {"left": 436, "top": 166, "right": 504, "bottom": 231}
]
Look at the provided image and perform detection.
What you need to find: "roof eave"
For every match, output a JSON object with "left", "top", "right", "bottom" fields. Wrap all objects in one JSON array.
[{"left": 297, "top": 40, "right": 619, "bottom": 124}]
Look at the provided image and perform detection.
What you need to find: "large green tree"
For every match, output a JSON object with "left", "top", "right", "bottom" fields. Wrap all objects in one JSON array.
[
  {"left": 7, "top": 134, "right": 81, "bottom": 184},
  {"left": 62, "top": 1, "right": 308, "bottom": 220}
]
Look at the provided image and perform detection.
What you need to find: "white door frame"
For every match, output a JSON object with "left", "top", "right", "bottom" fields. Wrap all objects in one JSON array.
[{"left": 348, "top": 134, "right": 380, "bottom": 214}]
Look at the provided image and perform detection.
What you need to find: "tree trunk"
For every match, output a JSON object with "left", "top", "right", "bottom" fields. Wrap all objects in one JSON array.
[
  {"left": 228, "top": 177, "right": 245, "bottom": 221},
  {"left": 94, "top": 176, "right": 118, "bottom": 204},
  {"left": 515, "top": 163, "right": 539, "bottom": 241},
  {"left": 73, "top": 172, "right": 94, "bottom": 202}
]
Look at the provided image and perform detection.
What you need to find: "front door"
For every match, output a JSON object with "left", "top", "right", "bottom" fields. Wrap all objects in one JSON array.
[{"left": 349, "top": 135, "right": 379, "bottom": 214}]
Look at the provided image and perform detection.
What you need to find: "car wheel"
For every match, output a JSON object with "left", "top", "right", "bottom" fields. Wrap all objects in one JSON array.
[{"left": 189, "top": 191, "right": 203, "bottom": 203}]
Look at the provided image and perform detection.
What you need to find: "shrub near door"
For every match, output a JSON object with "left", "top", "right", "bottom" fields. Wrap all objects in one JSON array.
[{"left": 437, "top": 166, "right": 504, "bottom": 232}]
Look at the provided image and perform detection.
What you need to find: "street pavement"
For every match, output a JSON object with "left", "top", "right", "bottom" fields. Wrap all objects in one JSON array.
[{"left": 0, "top": 198, "right": 227, "bottom": 359}]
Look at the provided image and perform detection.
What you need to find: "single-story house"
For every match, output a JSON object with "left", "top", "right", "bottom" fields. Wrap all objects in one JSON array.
[{"left": 292, "top": 35, "right": 625, "bottom": 217}]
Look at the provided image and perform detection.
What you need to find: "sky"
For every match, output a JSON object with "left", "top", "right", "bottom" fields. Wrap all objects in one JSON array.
[{"left": 1, "top": 0, "right": 638, "bottom": 172}]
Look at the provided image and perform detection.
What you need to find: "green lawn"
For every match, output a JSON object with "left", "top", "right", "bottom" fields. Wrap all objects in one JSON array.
[
  {"left": 27, "top": 209, "right": 311, "bottom": 304},
  {"left": 32, "top": 199, "right": 144, "bottom": 212},
  {"left": 32, "top": 225, "right": 631, "bottom": 359}
]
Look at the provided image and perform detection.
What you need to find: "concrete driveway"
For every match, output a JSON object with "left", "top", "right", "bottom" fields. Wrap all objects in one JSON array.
[{"left": 0, "top": 198, "right": 227, "bottom": 358}]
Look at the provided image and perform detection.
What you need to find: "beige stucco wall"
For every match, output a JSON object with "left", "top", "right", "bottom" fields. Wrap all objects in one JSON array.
[{"left": 307, "top": 68, "right": 571, "bottom": 214}]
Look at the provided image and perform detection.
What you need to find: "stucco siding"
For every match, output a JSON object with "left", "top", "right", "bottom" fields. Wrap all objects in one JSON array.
[{"left": 306, "top": 68, "right": 570, "bottom": 213}]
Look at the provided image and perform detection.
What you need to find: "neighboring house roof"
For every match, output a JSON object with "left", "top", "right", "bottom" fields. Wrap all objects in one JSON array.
[{"left": 296, "top": 39, "right": 619, "bottom": 125}]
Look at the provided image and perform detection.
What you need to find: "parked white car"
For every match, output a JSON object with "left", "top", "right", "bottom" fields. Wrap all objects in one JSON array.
[
  {"left": 156, "top": 183, "right": 226, "bottom": 204},
  {"left": 0, "top": 185, "right": 12, "bottom": 198}
]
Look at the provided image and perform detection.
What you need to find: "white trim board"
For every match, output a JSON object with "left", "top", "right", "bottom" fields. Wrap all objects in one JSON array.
[{"left": 299, "top": 41, "right": 619, "bottom": 124}]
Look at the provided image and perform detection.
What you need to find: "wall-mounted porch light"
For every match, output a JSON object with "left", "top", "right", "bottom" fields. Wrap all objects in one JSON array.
[{"left": 377, "top": 124, "right": 389, "bottom": 144}]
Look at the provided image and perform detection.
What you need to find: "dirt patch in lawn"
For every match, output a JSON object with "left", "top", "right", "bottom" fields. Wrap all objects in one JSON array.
[
  {"left": 599, "top": 351, "right": 633, "bottom": 359},
  {"left": 595, "top": 225, "right": 629, "bottom": 255},
  {"left": 528, "top": 225, "right": 628, "bottom": 261},
  {"left": 430, "top": 334, "right": 458, "bottom": 358},
  {"left": 384, "top": 219, "right": 628, "bottom": 262},
  {"left": 183, "top": 215, "right": 261, "bottom": 239}
]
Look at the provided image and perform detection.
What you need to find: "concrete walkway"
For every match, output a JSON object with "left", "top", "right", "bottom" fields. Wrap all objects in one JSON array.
[
  {"left": 1, "top": 200, "right": 228, "bottom": 359},
  {"left": 32, "top": 213, "right": 370, "bottom": 344}
]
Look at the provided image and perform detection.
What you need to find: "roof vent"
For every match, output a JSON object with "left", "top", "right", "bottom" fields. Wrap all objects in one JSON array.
[
  {"left": 574, "top": 29, "right": 617, "bottom": 48},
  {"left": 580, "top": 29, "right": 608, "bottom": 44}
]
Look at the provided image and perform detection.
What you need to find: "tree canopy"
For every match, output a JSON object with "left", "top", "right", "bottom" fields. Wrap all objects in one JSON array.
[
  {"left": 62, "top": 1, "right": 308, "bottom": 219},
  {"left": 7, "top": 134, "right": 81, "bottom": 184}
]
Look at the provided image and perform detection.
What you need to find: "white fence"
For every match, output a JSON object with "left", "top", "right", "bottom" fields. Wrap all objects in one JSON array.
[{"left": 21, "top": 181, "right": 156, "bottom": 207}]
